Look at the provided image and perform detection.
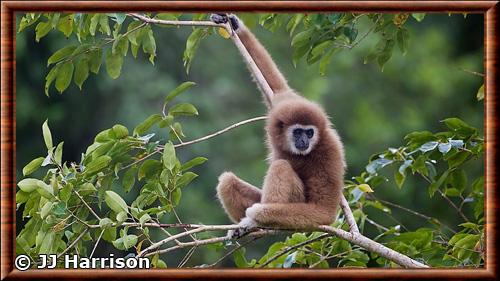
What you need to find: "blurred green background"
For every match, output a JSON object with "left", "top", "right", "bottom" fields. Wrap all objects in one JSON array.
[{"left": 16, "top": 13, "right": 484, "bottom": 266}]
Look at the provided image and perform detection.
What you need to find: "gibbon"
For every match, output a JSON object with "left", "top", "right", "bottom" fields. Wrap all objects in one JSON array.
[{"left": 211, "top": 14, "right": 346, "bottom": 236}]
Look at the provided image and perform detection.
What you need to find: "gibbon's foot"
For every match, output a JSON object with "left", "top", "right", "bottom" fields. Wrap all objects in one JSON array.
[
  {"left": 227, "top": 216, "right": 258, "bottom": 239},
  {"left": 210, "top": 13, "right": 239, "bottom": 31}
]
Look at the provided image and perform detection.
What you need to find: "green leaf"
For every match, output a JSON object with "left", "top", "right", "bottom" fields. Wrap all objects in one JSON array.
[
  {"left": 105, "top": 49, "right": 123, "bottom": 79},
  {"left": 112, "top": 124, "right": 129, "bottom": 139},
  {"left": 449, "top": 169, "right": 467, "bottom": 192},
  {"left": 442, "top": 118, "right": 477, "bottom": 136},
  {"left": 177, "top": 172, "right": 198, "bottom": 188},
  {"left": 99, "top": 218, "right": 114, "bottom": 228},
  {"left": 105, "top": 191, "right": 128, "bottom": 213},
  {"left": 37, "top": 181, "right": 55, "bottom": 199},
  {"left": 113, "top": 35, "right": 129, "bottom": 56},
  {"left": 438, "top": 142, "right": 452, "bottom": 154},
  {"left": 74, "top": 58, "right": 89, "bottom": 90},
  {"left": 99, "top": 14, "right": 111, "bottom": 35},
  {"left": 57, "top": 15, "right": 74, "bottom": 37},
  {"left": 18, "top": 13, "right": 41, "bottom": 33},
  {"left": 419, "top": 141, "right": 439, "bottom": 153},
  {"left": 54, "top": 141, "right": 64, "bottom": 165},
  {"left": 377, "top": 39, "right": 395, "bottom": 71},
  {"left": 85, "top": 155, "right": 112, "bottom": 175},
  {"left": 133, "top": 114, "right": 162, "bottom": 135},
  {"left": 291, "top": 28, "right": 314, "bottom": 47},
  {"left": 126, "top": 21, "right": 142, "bottom": 45},
  {"left": 138, "top": 159, "right": 162, "bottom": 181},
  {"left": 412, "top": 13, "right": 426, "bottom": 22},
  {"left": 396, "top": 28, "right": 409, "bottom": 55},
  {"left": 110, "top": 13, "right": 127, "bottom": 25},
  {"left": 40, "top": 202, "right": 54, "bottom": 219},
  {"left": 366, "top": 158, "right": 393, "bottom": 174},
  {"left": 394, "top": 170, "right": 405, "bottom": 189},
  {"left": 343, "top": 24, "right": 358, "bottom": 43},
  {"left": 45, "top": 64, "right": 60, "bottom": 96},
  {"left": 142, "top": 28, "right": 156, "bottom": 64},
  {"left": 172, "top": 188, "right": 182, "bottom": 205},
  {"left": 168, "top": 103, "right": 198, "bottom": 117},
  {"left": 428, "top": 170, "right": 450, "bottom": 197},
  {"left": 447, "top": 151, "right": 469, "bottom": 169},
  {"left": 79, "top": 182, "right": 97, "bottom": 195},
  {"left": 139, "top": 214, "right": 151, "bottom": 227},
  {"left": 164, "top": 81, "right": 196, "bottom": 105},
  {"left": 122, "top": 166, "right": 137, "bottom": 193},
  {"left": 35, "top": 21, "right": 52, "bottom": 42},
  {"left": 476, "top": 84, "right": 484, "bottom": 101},
  {"left": 183, "top": 28, "right": 208, "bottom": 73},
  {"left": 181, "top": 157, "right": 207, "bottom": 171},
  {"left": 88, "top": 49, "right": 102, "bottom": 74},
  {"left": 47, "top": 45, "right": 77, "bottom": 66},
  {"left": 18, "top": 178, "right": 43, "bottom": 193},
  {"left": 162, "top": 142, "right": 176, "bottom": 170},
  {"left": 357, "top": 183, "right": 374, "bottom": 193},
  {"left": 22, "top": 157, "right": 45, "bottom": 176},
  {"left": 55, "top": 61, "right": 74, "bottom": 93},
  {"left": 42, "top": 119, "right": 53, "bottom": 150}
]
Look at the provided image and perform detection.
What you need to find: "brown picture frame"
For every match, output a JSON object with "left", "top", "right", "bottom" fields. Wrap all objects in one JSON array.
[{"left": 1, "top": 1, "right": 497, "bottom": 279}]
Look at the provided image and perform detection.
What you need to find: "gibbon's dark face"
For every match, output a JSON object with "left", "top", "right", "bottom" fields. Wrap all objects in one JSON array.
[{"left": 287, "top": 124, "right": 319, "bottom": 155}]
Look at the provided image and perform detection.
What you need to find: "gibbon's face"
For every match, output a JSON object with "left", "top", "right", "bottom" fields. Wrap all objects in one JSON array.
[
  {"left": 286, "top": 124, "right": 319, "bottom": 155},
  {"left": 267, "top": 97, "right": 328, "bottom": 156}
]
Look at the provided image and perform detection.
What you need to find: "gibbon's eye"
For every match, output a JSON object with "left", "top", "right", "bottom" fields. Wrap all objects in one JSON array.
[
  {"left": 293, "top": 128, "right": 303, "bottom": 137},
  {"left": 276, "top": 121, "right": 284, "bottom": 129},
  {"left": 306, "top": 129, "right": 314, "bottom": 139}
]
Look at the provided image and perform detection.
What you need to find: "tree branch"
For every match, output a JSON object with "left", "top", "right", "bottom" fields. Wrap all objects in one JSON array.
[
  {"left": 173, "top": 116, "right": 267, "bottom": 148},
  {"left": 340, "top": 195, "right": 359, "bottom": 234}
]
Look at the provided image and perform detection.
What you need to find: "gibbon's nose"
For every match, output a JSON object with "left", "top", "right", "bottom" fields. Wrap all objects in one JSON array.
[{"left": 295, "top": 135, "right": 309, "bottom": 151}]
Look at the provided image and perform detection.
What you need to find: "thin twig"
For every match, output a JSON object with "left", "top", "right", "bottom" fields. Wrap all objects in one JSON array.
[
  {"left": 129, "top": 13, "right": 224, "bottom": 29},
  {"left": 207, "top": 236, "right": 262, "bottom": 268},
  {"left": 369, "top": 195, "right": 457, "bottom": 234},
  {"left": 258, "top": 233, "right": 332, "bottom": 268},
  {"left": 73, "top": 190, "right": 101, "bottom": 220},
  {"left": 173, "top": 116, "right": 267, "bottom": 148},
  {"left": 90, "top": 229, "right": 105, "bottom": 259},
  {"left": 57, "top": 228, "right": 89, "bottom": 259}
]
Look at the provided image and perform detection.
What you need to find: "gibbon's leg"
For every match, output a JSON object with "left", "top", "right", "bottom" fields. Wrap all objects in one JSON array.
[
  {"left": 211, "top": 14, "right": 290, "bottom": 94},
  {"left": 246, "top": 203, "right": 337, "bottom": 229},
  {"left": 261, "top": 159, "right": 305, "bottom": 204},
  {"left": 216, "top": 172, "right": 262, "bottom": 223}
]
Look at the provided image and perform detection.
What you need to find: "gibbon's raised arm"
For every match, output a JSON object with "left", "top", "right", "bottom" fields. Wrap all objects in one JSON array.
[{"left": 211, "top": 14, "right": 290, "bottom": 96}]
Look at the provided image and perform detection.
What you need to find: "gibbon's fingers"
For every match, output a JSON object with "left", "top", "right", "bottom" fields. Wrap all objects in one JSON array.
[
  {"left": 216, "top": 172, "right": 262, "bottom": 223},
  {"left": 262, "top": 160, "right": 305, "bottom": 203},
  {"left": 246, "top": 203, "right": 336, "bottom": 229},
  {"left": 227, "top": 216, "right": 258, "bottom": 239}
]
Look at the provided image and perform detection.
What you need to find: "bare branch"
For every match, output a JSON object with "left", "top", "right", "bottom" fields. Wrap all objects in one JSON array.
[
  {"left": 173, "top": 116, "right": 267, "bottom": 148},
  {"left": 129, "top": 13, "right": 224, "bottom": 29},
  {"left": 340, "top": 194, "right": 359, "bottom": 234}
]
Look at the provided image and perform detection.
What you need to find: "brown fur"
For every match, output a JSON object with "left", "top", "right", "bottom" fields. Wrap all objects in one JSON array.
[{"left": 215, "top": 15, "right": 345, "bottom": 229}]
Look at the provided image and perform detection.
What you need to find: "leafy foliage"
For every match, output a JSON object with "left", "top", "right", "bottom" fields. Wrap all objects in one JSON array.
[{"left": 16, "top": 82, "right": 201, "bottom": 267}]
